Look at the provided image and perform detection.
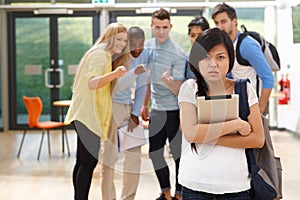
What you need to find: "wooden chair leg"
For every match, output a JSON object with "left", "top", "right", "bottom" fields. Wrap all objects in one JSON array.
[
  {"left": 37, "top": 130, "right": 45, "bottom": 160},
  {"left": 17, "top": 130, "right": 27, "bottom": 158},
  {"left": 47, "top": 130, "right": 51, "bottom": 155}
]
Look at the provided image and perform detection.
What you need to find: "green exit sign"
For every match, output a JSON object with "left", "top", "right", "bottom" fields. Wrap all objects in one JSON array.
[{"left": 92, "top": 0, "right": 114, "bottom": 4}]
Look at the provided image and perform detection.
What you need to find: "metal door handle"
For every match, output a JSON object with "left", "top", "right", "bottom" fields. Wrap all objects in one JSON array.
[{"left": 45, "top": 68, "right": 64, "bottom": 88}]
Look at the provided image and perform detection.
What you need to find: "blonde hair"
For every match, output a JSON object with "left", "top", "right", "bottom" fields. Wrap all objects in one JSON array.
[{"left": 73, "top": 22, "right": 130, "bottom": 88}]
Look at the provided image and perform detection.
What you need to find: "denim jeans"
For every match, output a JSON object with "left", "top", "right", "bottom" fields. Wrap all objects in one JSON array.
[{"left": 182, "top": 186, "right": 250, "bottom": 200}]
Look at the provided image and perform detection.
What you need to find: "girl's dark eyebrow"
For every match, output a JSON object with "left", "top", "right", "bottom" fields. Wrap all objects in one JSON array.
[{"left": 215, "top": 51, "right": 227, "bottom": 55}]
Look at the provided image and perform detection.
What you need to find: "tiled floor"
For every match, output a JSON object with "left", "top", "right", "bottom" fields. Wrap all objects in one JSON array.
[{"left": 0, "top": 129, "right": 299, "bottom": 199}]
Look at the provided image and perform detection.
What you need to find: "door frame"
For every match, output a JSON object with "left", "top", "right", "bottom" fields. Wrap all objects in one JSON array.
[{"left": 7, "top": 11, "right": 100, "bottom": 130}]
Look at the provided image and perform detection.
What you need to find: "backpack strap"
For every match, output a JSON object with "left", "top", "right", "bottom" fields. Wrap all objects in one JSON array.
[
  {"left": 234, "top": 79, "right": 259, "bottom": 176},
  {"left": 237, "top": 24, "right": 264, "bottom": 66},
  {"left": 236, "top": 33, "right": 251, "bottom": 66},
  {"left": 236, "top": 36, "right": 261, "bottom": 98},
  {"left": 241, "top": 24, "right": 247, "bottom": 32},
  {"left": 234, "top": 79, "right": 250, "bottom": 121}
]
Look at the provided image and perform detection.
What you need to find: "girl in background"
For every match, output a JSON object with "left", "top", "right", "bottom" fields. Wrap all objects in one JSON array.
[{"left": 185, "top": 16, "right": 210, "bottom": 79}]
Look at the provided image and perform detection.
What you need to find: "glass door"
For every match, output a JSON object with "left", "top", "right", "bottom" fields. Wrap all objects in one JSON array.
[
  {"left": 58, "top": 17, "right": 95, "bottom": 101},
  {"left": 8, "top": 11, "right": 99, "bottom": 129}
]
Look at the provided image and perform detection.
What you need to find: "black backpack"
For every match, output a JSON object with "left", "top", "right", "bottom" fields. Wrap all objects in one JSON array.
[{"left": 236, "top": 25, "right": 281, "bottom": 72}]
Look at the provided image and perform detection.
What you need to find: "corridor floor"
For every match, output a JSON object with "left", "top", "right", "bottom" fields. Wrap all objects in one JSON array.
[{"left": 0, "top": 129, "right": 299, "bottom": 199}]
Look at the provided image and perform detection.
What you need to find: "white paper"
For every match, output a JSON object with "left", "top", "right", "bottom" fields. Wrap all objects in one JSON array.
[{"left": 118, "top": 123, "right": 147, "bottom": 152}]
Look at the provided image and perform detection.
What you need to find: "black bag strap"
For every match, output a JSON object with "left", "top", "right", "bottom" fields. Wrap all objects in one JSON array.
[
  {"left": 241, "top": 24, "right": 248, "bottom": 32},
  {"left": 236, "top": 33, "right": 250, "bottom": 66},
  {"left": 234, "top": 79, "right": 250, "bottom": 121},
  {"left": 234, "top": 79, "right": 260, "bottom": 177},
  {"left": 246, "top": 149, "right": 260, "bottom": 176},
  {"left": 237, "top": 24, "right": 261, "bottom": 66},
  {"left": 236, "top": 25, "right": 262, "bottom": 98}
]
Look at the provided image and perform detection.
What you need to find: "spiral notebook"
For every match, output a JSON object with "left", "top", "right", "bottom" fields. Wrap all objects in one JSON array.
[{"left": 197, "top": 94, "right": 239, "bottom": 123}]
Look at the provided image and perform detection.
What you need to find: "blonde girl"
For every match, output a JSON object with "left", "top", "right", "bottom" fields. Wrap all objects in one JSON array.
[{"left": 65, "top": 22, "right": 130, "bottom": 200}]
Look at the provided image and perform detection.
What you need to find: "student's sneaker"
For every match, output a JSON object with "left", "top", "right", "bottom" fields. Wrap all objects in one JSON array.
[{"left": 156, "top": 193, "right": 167, "bottom": 200}]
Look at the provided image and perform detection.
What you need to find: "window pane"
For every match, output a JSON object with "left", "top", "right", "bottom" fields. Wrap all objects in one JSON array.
[
  {"left": 15, "top": 17, "right": 50, "bottom": 123},
  {"left": 208, "top": 7, "right": 265, "bottom": 34},
  {"left": 58, "top": 17, "right": 93, "bottom": 100},
  {"left": 292, "top": 6, "right": 300, "bottom": 43}
]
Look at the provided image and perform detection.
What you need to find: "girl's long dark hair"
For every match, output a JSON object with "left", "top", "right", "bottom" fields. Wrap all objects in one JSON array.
[{"left": 188, "top": 28, "right": 235, "bottom": 152}]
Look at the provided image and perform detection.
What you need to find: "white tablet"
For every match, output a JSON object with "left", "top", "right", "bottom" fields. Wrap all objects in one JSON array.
[{"left": 197, "top": 94, "right": 239, "bottom": 123}]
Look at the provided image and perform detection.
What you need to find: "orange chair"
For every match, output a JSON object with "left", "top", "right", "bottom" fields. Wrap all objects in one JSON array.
[{"left": 17, "top": 96, "right": 70, "bottom": 160}]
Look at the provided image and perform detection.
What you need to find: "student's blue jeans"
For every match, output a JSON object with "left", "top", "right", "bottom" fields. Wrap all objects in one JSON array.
[
  {"left": 148, "top": 109, "right": 182, "bottom": 195},
  {"left": 182, "top": 187, "right": 250, "bottom": 200}
]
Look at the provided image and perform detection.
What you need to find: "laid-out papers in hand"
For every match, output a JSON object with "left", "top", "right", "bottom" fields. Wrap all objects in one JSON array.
[
  {"left": 197, "top": 94, "right": 239, "bottom": 123},
  {"left": 117, "top": 122, "right": 147, "bottom": 152}
]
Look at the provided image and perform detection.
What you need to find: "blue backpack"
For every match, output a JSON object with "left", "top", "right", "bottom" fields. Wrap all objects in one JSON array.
[{"left": 235, "top": 79, "right": 281, "bottom": 199}]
